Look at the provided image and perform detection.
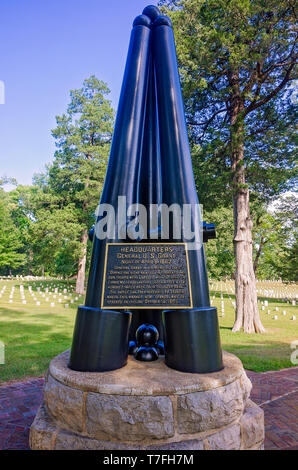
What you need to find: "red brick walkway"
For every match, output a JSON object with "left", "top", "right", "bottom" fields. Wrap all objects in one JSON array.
[
  {"left": 0, "top": 368, "right": 297, "bottom": 450},
  {"left": 0, "top": 378, "right": 44, "bottom": 450},
  {"left": 246, "top": 368, "right": 298, "bottom": 450}
]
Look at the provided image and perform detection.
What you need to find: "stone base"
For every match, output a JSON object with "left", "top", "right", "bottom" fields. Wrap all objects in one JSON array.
[{"left": 30, "top": 350, "right": 264, "bottom": 450}]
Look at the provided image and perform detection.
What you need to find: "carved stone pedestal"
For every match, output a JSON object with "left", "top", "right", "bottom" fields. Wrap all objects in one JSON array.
[{"left": 30, "top": 350, "right": 264, "bottom": 450}]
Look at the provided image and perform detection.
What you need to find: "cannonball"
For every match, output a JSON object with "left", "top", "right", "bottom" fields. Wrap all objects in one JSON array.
[
  {"left": 134, "top": 346, "right": 159, "bottom": 362},
  {"left": 136, "top": 323, "right": 159, "bottom": 346}
]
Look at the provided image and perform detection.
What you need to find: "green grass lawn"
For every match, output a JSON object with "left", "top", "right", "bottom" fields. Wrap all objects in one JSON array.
[
  {"left": 0, "top": 279, "right": 297, "bottom": 383},
  {"left": 216, "top": 296, "right": 298, "bottom": 372},
  {"left": 0, "top": 279, "right": 80, "bottom": 383}
]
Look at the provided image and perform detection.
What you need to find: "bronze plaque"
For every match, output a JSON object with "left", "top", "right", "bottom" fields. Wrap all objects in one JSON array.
[{"left": 101, "top": 243, "right": 193, "bottom": 309}]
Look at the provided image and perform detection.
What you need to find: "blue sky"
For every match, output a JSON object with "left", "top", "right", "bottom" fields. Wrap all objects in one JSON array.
[{"left": 0, "top": 0, "right": 158, "bottom": 188}]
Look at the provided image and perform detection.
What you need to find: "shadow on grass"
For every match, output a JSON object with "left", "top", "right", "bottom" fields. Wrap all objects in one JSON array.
[
  {"left": 0, "top": 307, "right": 75, "bottom": 382},
  {"left": 0, "top": 306, "right": 296, "bottom": 379},
  {"left": 221, "top": 339, "right": 295, "bottom": 372},
  {"left": 0, "top": 314, "right": 73, "bottom": 345}
]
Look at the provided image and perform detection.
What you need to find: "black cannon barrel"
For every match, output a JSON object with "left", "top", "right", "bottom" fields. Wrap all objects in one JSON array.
[
  {"left": 69, "top": 14, "right": 152, "bottom": 372},
  {"left": 137, "top": 55, "right": 162, "bottom": 215},
  {"left": 70, "top": 7, "right": 223, "bottom": 373},
  {"left": 85, "top": 15, "right": 152, "bottom": 308},
  {"left": 129, "top": 51, "right": 164, "bottom": 342},
  {"left": 152, "top": 15, "right": 223, "bottom": 372},
  {"left": 152, "top": 16, "right": 210, "bottom": 308}
]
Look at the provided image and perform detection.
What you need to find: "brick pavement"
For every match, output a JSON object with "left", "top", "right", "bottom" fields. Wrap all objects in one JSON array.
[
  {"left": 246, "top": 368, "right": 298, "bottom": 450},
  {"left": 0, "top": 378, "right": 44, "bottom": 450},
  {"left": 0, "top": 368, "right": 297, "bottom": 450}
]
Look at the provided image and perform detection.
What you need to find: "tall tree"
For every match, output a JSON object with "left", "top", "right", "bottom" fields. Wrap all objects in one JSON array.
[
  {"left": 160, "top": 0, "right": 297, "bottom": 332},
  {"left": 7, "top": 184, "right": 37, "bottom": 275},
  {"left": 0, "top": 185, "right": 26, "bottom": 274},
  {"left": 258, "top": 194, "right": 298, "bottom": 281},
  {"left": 204, "top": 206, "right": 235, "bottom": 279},
  {"left": 50, "top": 76, "right": 114, "bottom": 293}
]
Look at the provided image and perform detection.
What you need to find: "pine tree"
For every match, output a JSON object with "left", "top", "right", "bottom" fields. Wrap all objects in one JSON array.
[
  {"left": 45, "top": 76, "right": 114, "bottom": 291},
  {"left": 160, "top": 0, "right": 297, "bottom": 332},
  {"left": 0, "top": 186, "right": 26, "bottom": 273}
]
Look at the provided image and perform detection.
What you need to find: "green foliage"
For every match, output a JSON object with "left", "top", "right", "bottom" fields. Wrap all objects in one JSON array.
[
  {"left": 254, "top": 194, "right": 298, "bottom": 280},
  {"left": 159, "top": 0, "right": 297, "bottom": 286},
  {"left": 0, "top": 187, "right": 26, "bottom": 272},
  {"left": 0, "top": 76, "right": 114, "bottom": 279},
  {"left": 1, "top": 279, "right": 297, "bottom": 381},
  {"left": 29, "top": 205, "right": 83, "bottom": 277},
  {"left": 29, "top": 76, "right": 114, "bottom": 278},
  {"left": 159, "top": 0, "right": 297, "bottom": 207},
  {"left": 50, "top": 76, "right": 114, "bottom": 221},
  {"left": 204, "top": 207, "right": 235, "bottom": 279},
  {"left": 204, "top": 195, "right": 298, "bottom": 281},
  {"left": 6, "top": 185, "right": 36, "bottom": 274}
]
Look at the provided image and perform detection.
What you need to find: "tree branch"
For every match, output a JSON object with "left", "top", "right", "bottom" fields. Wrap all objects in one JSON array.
[
  {"left": 244, "top": 62, "right": 296, "bottom": 116},
  {"left": 187, "top": 107, "right": 227, "bottom": 127}
]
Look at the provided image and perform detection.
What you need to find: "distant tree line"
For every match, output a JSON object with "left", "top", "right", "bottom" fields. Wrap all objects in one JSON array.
[
  {"left": 159, "top": 0, "right": 297, "bottom": 333},
  {"left": 0, "top": 76, "right": 114, "bottom": 294},
  {"left": 0, "top": 0, "right": 297, "bottom": 334},
  {"left": 0, "top": 175, "right": 296, "bottom": 284}
]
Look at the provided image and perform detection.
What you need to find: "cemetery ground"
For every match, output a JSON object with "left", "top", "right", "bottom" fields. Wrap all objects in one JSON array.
[
  {"left": 0, "top": 279, "right": 83, "bottom": 383},
  {"left": 0, "top": 278, "right": 297, "bottom": 450},
  {"left": 0, "top": 279, "right": 297, "bottom": 383}
]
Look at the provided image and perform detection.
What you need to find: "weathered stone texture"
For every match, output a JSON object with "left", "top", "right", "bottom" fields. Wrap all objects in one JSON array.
[
  {"left": 30, "top": 350, "right": 264, "bottom": 451},
  {"left": 49, "top": 349, "right": 245, "bottom": 395},
  {"left": 240, "top": 371, "right": 252, "bottom": 403},
  {"left": 55, "top": 429, "right": 143, "bottom": 450},
  {"left": 177, "top": 379, "right": 245, "bottom": 433},
  {"left": 43, "top": 374, "right": 84, "bottom": 433},
  {"left": 29, "top": 402, "right": 56, "bottom": 450},
  {"left": 86, "top": 393, "right": 174, "bottom": 441},
  {"left": 145, "top": 439, "right": 205, "bottom": 450},
  {"left": 240, "top": 399, "right": 264, "bottom": 449},
  {"left": 206, "top": 424, "right": 241, "bottom": 450}
]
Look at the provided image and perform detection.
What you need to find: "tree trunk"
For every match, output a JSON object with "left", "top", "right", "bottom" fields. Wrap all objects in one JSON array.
[
  {"left": 75, "top": 228, "right": 88, "bottom": 295},
  {"left": 29, "top": 249, "right": 34, "bottom": 275},
  {"left": 229, "top": 77, "right": 265, "bottom": 334},
  {"left": 253, "top": 236, "right": 265, "bottom": 274},
  {"left": 232, "top": 185, "right": 265, "bottom": 333}
]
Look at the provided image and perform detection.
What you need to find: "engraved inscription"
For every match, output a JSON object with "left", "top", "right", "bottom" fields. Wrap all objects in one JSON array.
[{"left": 102, "top": 243, "right": 192, "bottom": 309}]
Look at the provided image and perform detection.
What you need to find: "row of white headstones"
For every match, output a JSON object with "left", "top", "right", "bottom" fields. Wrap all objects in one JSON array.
[
  {"left": 209, "top": 281, "right": 297, "bottom": 321},
  {"left": 0, "top": 280, "right": 297, "bottom": 320},
  {"left": 0, "top": 283, "right": 84, "bottom": 309}
]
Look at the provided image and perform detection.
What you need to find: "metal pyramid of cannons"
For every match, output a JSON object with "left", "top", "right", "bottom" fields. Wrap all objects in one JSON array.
[{"left": 69, "top": 5, "right": 223, "bottom": 374}]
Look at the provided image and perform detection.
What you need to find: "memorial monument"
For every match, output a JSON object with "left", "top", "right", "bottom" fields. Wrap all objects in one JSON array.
[{"left": 30, "top": 5, "right": 264, "bottom": 450}]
